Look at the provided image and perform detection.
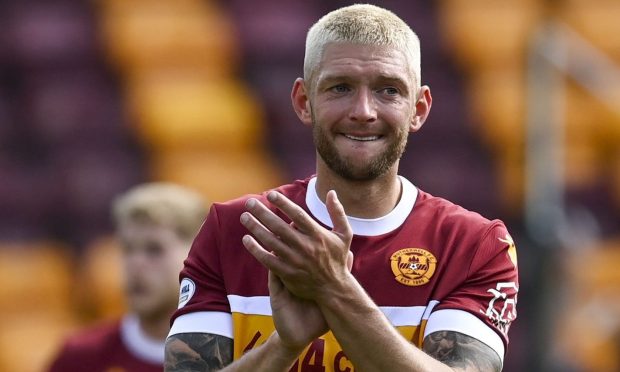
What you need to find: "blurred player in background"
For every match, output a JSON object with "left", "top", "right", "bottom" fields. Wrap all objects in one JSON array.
[
  {"left": 165, "top": 4, "right": 519, "bottom": 372},
  {"left": 48, "top": 183, "right": 207, "bottom": 372}
]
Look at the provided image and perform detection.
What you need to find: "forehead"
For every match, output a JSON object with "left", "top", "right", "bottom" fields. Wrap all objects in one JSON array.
[
  {"left": 315, "top": 42, "right": 413, "bottom": 84},
  {"left": 117, "top": 221, "right": 179, "bottom": 245}
]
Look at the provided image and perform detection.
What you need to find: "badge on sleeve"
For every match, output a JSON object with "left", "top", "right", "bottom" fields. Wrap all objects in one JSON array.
[{"left": 178, "top": 278, "right": 196, "bottom": 308}]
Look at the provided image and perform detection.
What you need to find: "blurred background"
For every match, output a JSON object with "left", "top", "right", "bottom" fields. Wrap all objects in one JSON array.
[{"left": 0, "top": 0, "right": 619, "bottom": 371}]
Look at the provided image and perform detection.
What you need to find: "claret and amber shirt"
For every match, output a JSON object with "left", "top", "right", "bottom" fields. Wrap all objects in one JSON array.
[
  {"left": 49, "top": 314, "right": 164, "bottom": 372},
  {"left": 169, "top": 176, "right": 519, "bottom": 371}
]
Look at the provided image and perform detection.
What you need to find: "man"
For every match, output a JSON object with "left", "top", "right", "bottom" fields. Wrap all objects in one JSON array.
[
  {"left": 49, "top": 183, "right": 207, "bottom": 372},
  {"left": 165, "top": 4, "right": 519, "bottom": 372}
]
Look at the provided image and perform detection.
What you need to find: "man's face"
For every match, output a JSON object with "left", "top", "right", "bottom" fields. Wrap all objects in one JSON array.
[
  {"left": 118, "top": 221, "right": 188, "bottom": 319},
  {"left": 308, "top": 43, "right": 419, "bottom": 181}
]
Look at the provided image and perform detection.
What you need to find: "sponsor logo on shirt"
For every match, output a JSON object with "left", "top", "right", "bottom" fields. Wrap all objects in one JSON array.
[
  {"left": 178, "top": 278, "right": 196, "bottom": 308},
  {"left": 390, "top": 248, "right": 437, "bottom": 286},
  {"left": 480, "top": 281, "right": 518, "bottom": 335}
]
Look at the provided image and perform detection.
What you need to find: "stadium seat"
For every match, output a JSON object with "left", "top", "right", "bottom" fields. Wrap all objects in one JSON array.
[
  {"left": 466, "top": 68, "right": 526, "bottom": 150},
  {"left": 0, "top": 312, "right": 79, "bottom": 372},
  {"left": 0, "top": 241, "right": 75, "bottom": 317},
  {"left": 20, "top": 69, "right": 129, "bottom": 148},
  {"left": 225, "top": 0, "right": 320, "bottom": 65},
  {"left": 127, "top": 71, "right": 264, "bottom": 152},
  {"left": 437, "top": 0, "right": 542, "bottom": 71},
  {"left": 557, "top": 239, "right": 620, "bottom": 371},
  {"left": 150, "top": 149, "right": 284, "bottom": 203},
  {"left": 99, "top": 0, "right": 239, "bottom": 74},
  {"left": 466, "top": 68, "right": 620, "bottom": 213},
  {"left": 49, "top": 146, "right": 145, "bottom": 246},
  {"left": 560, "top": 0, "right": 620, "bottom": 62},
  {"left": 3, "top": 1, "right": 99, "bottom": 69}
]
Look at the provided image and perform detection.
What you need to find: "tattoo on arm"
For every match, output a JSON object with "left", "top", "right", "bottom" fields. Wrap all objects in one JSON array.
[
  {"left": 164, "top": 333, "right": 233, "bottom": 372},
  {"left": 422, "top": 331, "right": 502, "bottom": 372}
]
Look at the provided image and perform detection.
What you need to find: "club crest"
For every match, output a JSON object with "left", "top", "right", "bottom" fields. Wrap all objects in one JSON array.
[{"left": 390, "top": 248, "right": 437, "bottom": 286}]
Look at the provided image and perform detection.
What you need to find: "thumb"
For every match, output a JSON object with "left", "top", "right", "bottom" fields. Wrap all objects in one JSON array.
[{"left": 326, "top": 190, "right": 352, "bottom": 239}]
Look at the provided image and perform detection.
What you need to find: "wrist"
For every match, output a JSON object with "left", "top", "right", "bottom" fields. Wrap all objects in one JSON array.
[
  {"left": 315, "top": 271, "right": 360, "bottom": 308},
  {"left": 267, "top": 331, "right": 306, "bottom": 361}
]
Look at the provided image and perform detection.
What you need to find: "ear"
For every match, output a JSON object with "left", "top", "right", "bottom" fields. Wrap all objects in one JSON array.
[
  {"left": 291, "top": 78, "right": 313, "bottom": 126},
  {"left": 410, "top": 85, "right": 432, "bottom": 133}
]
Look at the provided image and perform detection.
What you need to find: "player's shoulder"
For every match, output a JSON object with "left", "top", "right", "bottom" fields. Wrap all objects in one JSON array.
[
  {"left": 415, "top": 188, "right": 507, "bottom": 234},
  {"left": 50, "top": 319, "right": 121, "bottom": 369},
  {"left": 211, "top": 178, "right": 310, "bottom": 216},
  {"left": 61, "top": 320, "right": 121, "bottom": 353}
]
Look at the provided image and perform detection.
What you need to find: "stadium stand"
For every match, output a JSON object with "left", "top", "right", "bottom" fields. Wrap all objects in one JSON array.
[
  {"left": 98, "top": 0, "right": 284, "bottom": 202},
  {"left": 556, "top": 239, "right": 620, "bottom": 372},
  {"left": 0, "top": 241, "right": 79, "bottom": 372},
  {"left": 0, "top": 0, "right": 618, "bottom": 371}
]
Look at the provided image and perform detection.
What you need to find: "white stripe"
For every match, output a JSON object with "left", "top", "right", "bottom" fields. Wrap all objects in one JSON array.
[
  {"left": 227, "top": 295, "right": 438, "bottom": 327},
  {"left": 306, "top": 176, "right": 418, "bottom": 236},
  {"left": 168, "top": 312, "right": 233, "bottom": 339},
  {"left": 424, "top": 309, "right": 505, "bottom": 362},
  {"left": 380, "top": 300, "right": 439, "bottom": 326},
  {"left": 228, "top": 295, "right": 272, "bottom": 315},
  {"left": 121, "top": 314, "right": 165, "bottom": 364}
]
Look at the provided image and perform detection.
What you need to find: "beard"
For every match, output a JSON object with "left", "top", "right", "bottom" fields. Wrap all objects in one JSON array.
[{"left": 312, "top": 113, "right": 409, "bottom": 181}]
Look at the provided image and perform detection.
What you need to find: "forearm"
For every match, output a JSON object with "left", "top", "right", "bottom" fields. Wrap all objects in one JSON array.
[
  {"left": 164, "top": 332, "right": 300, "bottom": 372},
  {"left": 317, "top": 274, "right": 453, "bottom": 372}
]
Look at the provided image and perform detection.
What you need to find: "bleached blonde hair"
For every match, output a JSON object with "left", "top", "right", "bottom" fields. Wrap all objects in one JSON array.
[
  {"left": 304, "top": 4, "right": 421, "bottom": 90},
  {"left": 112, "top": 183, "right": 208, "bottom": 242}
]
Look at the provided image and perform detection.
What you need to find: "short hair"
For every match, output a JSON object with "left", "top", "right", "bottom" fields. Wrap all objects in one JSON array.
[
  {"left": 112, "top": 183, "right": 208, "bottom": 241},
  {"left": 304, "top": 4, "right": 421, "bottom": 90}
]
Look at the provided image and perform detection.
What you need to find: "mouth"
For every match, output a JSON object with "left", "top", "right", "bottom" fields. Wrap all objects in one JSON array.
[
  {"left": 127, "top": 282, "right": 148, "bottom": 296},
  {"left": 343, "top": 134, "right": 381, "bottom": 142}
]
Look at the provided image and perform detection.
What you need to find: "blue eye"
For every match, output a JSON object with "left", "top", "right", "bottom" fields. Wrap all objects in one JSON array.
[
  {"left": 382, "top": 87, "right": 399, "bottom": 95},
  {"left": 331, "top": 84, "right": 350, "bottom": 93}
]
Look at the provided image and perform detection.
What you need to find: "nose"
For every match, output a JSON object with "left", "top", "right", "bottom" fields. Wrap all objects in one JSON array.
[
  {"left": 124, "top": 250, "right": 148, "bottom": 273},
  {"left": 349, "top": 88, "right": 377, "bottom": 123}
]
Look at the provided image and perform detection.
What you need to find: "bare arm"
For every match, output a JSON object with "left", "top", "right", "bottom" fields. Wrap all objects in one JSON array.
[
  {"left": 164, "top": 331, "right": 303, "bottom": 372},
  {"left": 164, "top": 333, "right": 232, "bottom": 371},
  {"left": 316, "top": 277, "right": 502, "bottom": 372},
  {"left": 422, "top": 331, "right": 502, "bottom": 372}
]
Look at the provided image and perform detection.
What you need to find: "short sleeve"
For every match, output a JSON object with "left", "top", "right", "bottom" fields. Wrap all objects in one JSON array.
[
  {"left": 426, "top": 222, "right": 519, "bottom": 359},
  {"left": 171, "top": 204, "right": 231, "bottom": 322}
]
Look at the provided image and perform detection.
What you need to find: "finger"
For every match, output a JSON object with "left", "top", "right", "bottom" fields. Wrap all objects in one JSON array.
[
  {"left": 242, "top": 234, "right": 291, "bottom": 276},
  {"left": 245, "top": 197, "right": 305, "bottom": 249},
  {"left": 266, "top": 191, "right": 317, "bottom": 234},
  {"left": 240, "top": 211, "right": 296, "bottom": 261},
  {"left": 326, "top": 190, "right": 352, "bottom": 239}
]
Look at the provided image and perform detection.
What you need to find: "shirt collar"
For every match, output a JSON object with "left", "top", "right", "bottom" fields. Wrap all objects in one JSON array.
[{"left": 305, "top": 176, "right": 418, "bottom": 236}]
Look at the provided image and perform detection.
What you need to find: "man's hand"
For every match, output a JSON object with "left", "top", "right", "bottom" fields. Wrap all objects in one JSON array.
[
  {"left": 268, "top": 271, "right": 328, "bottom": 353},
  {"left": 240, "top": 190, "right": 353, "bottom": 302}
]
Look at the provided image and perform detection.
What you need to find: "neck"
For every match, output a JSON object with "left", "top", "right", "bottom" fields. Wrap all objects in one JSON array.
[{"left": 315, "top": 166, "right": 402, "bottom": 219}]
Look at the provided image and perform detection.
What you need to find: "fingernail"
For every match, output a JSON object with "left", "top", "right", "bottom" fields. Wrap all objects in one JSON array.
[
  {"left": 242, "top": 235, "right": 251, "bottom": 245},
  {"left": 267, "top": 191, "right": 277, "bottom": 202},
  {"left": 240, "top": 213, "right": 249, "bottom": 224},
  {"left": 246, "top": 198, "right": 256, "bottom": 208},
  {"left": 331, "top": 190, "right": 339, "bottom": 201}
]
